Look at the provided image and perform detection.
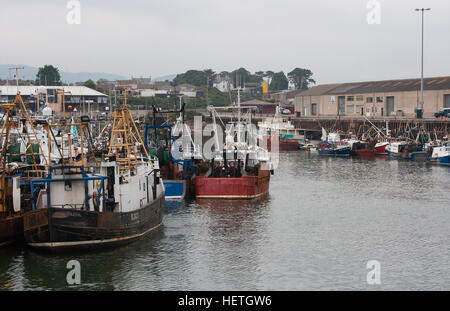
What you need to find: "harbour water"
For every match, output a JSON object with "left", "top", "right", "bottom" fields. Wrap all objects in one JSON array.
[{"left": 1, "top": 152, "right": 450, "bottom": 291}]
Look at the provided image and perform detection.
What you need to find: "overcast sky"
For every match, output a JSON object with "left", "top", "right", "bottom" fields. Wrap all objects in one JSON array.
[{"left": 1, "top": 0, "right": 449, "bottom": 84}]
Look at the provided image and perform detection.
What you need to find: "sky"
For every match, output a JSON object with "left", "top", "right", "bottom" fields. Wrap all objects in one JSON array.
[{"left": 1, "top": 0, "right": 450, "bottom": 84}]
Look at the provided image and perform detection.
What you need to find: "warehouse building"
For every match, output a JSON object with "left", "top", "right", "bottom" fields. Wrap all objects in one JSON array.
[
  {"left": 0, "top": 85, "right": 108, "bottom": 113},
  {"left": 294, "top": 76, "right": 450, "bottom": 118}
]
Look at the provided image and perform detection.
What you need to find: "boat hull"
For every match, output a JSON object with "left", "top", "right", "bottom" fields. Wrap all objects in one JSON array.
[
  {"left": 375, "top": 144, "right": 388, "bottom": 156},
  {"left": 318, "top": 147, "right": 351, "bottom": 157},
  {"left": 22, "top": 193, "right": 165, "bottom": 252},
  {"left": 164, "top": 180, "right": 187, "bottom": 200},
  {"left": 439, "top": 155, "right": 450, "bottom": 165},
  {"left": 195, "top": 171, "right": 270, "bottom": 200},
  {"left": 278, "top": 139, "right": 299, "bottom": 151},
  {"left": 0, "top": 213, "right": 24, "bottom": 248},
  {"left": 260, "top": 136, "right": 299, "bottom": 152},
  {"left": 356, "top": 149, "right": 375, "bottom": 157}
]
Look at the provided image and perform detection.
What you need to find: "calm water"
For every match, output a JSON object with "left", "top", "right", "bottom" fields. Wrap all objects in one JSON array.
[{"left": 1, "top": 152, "right": 450, "bottom": 291}]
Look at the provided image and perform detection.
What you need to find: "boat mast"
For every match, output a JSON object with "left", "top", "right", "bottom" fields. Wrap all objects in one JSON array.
[
  {"left": 237, "top": 87, "right": 241, "bottom": 144},
  {"left": 108, "top": 85, "right": 153, "bottom": 175},
  {"left": 0, "top": 104, "right": 14, "bottom": 213}
]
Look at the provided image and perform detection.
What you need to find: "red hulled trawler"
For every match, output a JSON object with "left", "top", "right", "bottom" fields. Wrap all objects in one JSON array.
[{"left": 195, "top": 90, "right": 274, "bottom": 199}]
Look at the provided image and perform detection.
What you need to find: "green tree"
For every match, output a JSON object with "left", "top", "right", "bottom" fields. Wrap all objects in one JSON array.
[
  {"left": 231, "top": 68, "right": 263, "bottom": 88},
  {"left": 83, "top": 79, "right": 96, "bottom": 90},
  {"left": 231, "top": 68, "right": 250, "bottom": 88},
  {"left": 287, "top": 68, "right": 316, "bottom": 90},
  {"left": 269, "top": 71, "right": 288, "bottom": 91},
  {"left": 203, "top": 69, "right": 215, "bottom": 87},
  {"left": 173, "top": 69, "right": 212, "bottom": 86},
  {"left": 35, "top": 65, "right": 62, "bottom": 86}
]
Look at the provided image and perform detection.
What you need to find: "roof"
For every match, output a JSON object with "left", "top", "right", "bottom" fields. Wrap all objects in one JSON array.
[
  {"left": 295, "top": 84, "right": 342, "bottom": 96},
  {"left": 0, "top": 85, "right": 107, "bottom": 97},
  {"left": 296, "top": 76, "right": 450, "bottom": 97}
]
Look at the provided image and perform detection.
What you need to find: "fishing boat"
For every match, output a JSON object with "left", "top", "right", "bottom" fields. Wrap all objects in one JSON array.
[
  {"left": 144, "top": 99, "right": 202, "bottom": 199},
  {"left": 439, "top": 146, "right": 450, "bottom": 165},
  {"left": 352, "top": 141, "right": 376, "bottom": 157},
  {"left": 0, "top": 104, "right": 24, "bottom": 247},
  {"left": 374, "top": 141, "right": 390, "bottom": 156},
  {"left": 431, "top": 144, "right": 450, "bottom": 165},
  {"left": 316, "top": 129, "right": 351, "bottom": 157},
  {"left": 1, "top": 90, "right": 49, "bottom": 247},
  {"left": 257, "top": 107, "right": 300, "bottom": 151},
  {"left": 23, "top": 91, "right": 165, "bottom": 252},
  {"left": 262, "top": 134, "right": 299, "bottom": 151},
  {"left": 258, "top": 106, "right": 304, "bottom": 141},
  {"left": 195, "top": 89, "right": 273, "bottom": 199},
  {"left": 386, "top": 141, "right": 426, "bottom": 161}
]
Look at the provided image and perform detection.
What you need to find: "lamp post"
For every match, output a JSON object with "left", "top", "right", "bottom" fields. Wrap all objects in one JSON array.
[{"left": 415, "top": 8, "right": 431, "bottom": 118}]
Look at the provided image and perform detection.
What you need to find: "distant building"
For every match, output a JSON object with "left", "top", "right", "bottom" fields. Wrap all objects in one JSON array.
[
  {"left": 294, "top": 76, "right": 450, "bottom": 118},
  {"left": 0, "top": 85, "right": 108, "bottom": 113},
  {"left": 116, "top": 77, "right": 152, "bottom": 89},
  {"left": 213, "top": 75, "right": 234, "bottom": 93},
  {"left": 138, "top": 82, "right": 203, "bottom": 98}
]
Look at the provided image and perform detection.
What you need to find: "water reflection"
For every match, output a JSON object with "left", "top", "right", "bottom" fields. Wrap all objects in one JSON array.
[{"left": 1, "top": 152, "right": 450, "bottom": 290}]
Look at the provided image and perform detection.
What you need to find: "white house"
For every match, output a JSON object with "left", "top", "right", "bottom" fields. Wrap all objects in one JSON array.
[{"left": 213, "top": 75, "right": 234, "bottom": 93}]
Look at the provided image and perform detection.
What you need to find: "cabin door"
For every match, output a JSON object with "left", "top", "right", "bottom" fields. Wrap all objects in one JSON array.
[
  {"left": 338, "top": 96, "right": 345, "bottom": 116},
  {"left": 386, "top": 96, "right": 395, "bottom": 116}
]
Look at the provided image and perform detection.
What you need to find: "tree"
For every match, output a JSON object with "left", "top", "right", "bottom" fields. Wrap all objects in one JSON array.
[
  {"left": 269, "top": 71, "right": 289, "bottom": 91},
  {"left": 83, "top": 79, "right": 96, "bottom": 90},
  {"left": 230, "top": 68, "right": 263, "bottom": 88},
  {"left": 231, "top": 68, "right": 250, "bottom": 88},
  {"left": 287, "top": 68, "right": 316, "bottom": 90},
  {"left": 173, "top": 69, "right": 213, "bottom": 87},
  {"left": 203, "top": 69, "right": 215, "bottom": 87},
  {"left": 35, "top": 65, "right": 62, "bottom": 86}
]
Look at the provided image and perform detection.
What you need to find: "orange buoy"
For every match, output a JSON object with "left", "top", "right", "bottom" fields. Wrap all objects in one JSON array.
[{"left": 393, "top": 116, "right": 397, "bottom": 120}]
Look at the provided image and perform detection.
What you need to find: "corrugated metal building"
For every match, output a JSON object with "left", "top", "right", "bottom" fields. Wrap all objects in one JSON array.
[
  {"left": 294, "top": 76, "right": 450, "bottom": 118},
  {"left": 0, "top": 85, "right": 108, "bottom": 112}
]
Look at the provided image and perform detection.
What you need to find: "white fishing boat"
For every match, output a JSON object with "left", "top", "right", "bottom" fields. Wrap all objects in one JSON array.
[{"left": 23, "top": 90, "right": 166, "bottom": 252}]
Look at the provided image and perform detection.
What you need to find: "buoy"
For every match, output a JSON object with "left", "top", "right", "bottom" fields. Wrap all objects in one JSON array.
[
  {"left": 394, "top": 116, "right": 397, "bottom": 120},
  {"left": 440, "top": 116, "right": 444, "bottom": 120}
]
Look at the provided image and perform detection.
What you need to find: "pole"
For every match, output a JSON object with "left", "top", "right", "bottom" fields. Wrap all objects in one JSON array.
[{"left": 415, "top": 8, "right": 431, "bottom": 114}]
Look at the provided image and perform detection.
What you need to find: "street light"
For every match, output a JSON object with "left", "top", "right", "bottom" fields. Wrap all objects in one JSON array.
[{"left": 415, "top": 8, "right": 431, "bottom": 118}]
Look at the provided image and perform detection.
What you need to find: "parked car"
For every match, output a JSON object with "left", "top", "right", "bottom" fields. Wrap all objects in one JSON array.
[
  {"left": 434, "top": 108, "right": 450, "bottom": 118},
  {"left": 281, "top": 109, "right": 292, "bottom": 115}
]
